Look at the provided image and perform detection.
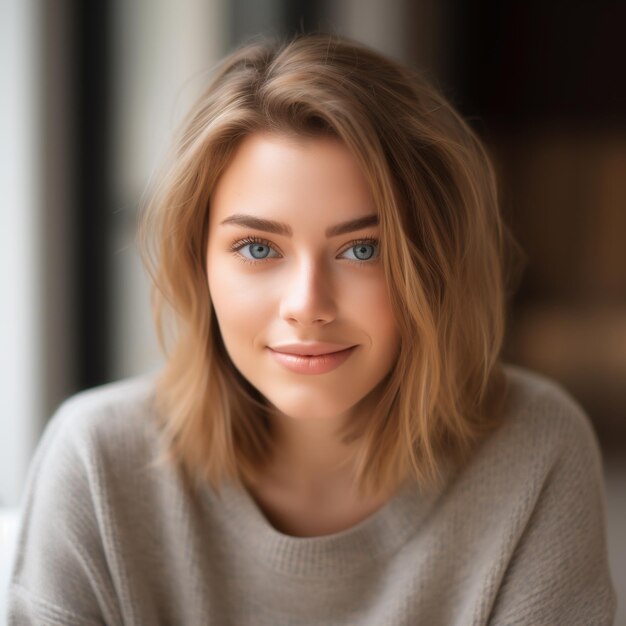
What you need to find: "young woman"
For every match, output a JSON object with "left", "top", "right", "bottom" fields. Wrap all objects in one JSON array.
[{"left": 8, "top": 34, "right": 616, "bottom": 625}]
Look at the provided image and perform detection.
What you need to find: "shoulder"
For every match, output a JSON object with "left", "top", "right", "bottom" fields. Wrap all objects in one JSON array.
[
  {"left": 481, "top": 366, "right": 616, "bottom": 623},
  {"left": 497, "top": 362, "right": 601, "bottom": 460},
  {"left": 14, "top": 373, "right": 166, "bottom": 567},
  {"left": 52, "top": 370, "right": 159, "bottom": 430},
  {"left": 456, "top": 363, "right": 605, "bottom": 496},
  {"left": 22, "top": 372, "right": 164, "bottom": 513},
  {"left": 44, "top": 371, "right": 161, "bottom": 457},
  {"left": 10, "top": 374, "right": 164, "bottom": 622}
]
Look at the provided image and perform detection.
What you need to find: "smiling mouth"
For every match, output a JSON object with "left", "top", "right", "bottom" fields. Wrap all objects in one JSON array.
[
  {"left": 268, "top": 342, "right": 356, "bottom": 356},
  {"left": 267, "top": 345, "right": 357, "bottom": 374}
]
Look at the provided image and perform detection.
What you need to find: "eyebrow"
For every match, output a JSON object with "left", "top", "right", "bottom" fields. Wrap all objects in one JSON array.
[{"left": 220, "top": 213, "right": 379, "bottom": 237}]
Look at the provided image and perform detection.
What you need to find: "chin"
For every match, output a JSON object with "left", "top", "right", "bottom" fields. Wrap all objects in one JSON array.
[
  {"left": 266, "top": 387, "right": 362, "bottom": 422},
  {"left": 273, "top": 405, "right": 350, "bottom": 421}
]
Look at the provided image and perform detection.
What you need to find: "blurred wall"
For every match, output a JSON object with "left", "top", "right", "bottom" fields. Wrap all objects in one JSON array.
[
  {"left": 5, "top": 0, "right": 625, "bottom": 506},
  {"left": 450, "top": 3, "right": 626, "bottom": 450},
  {"left": 0, "top": 0, "right": 42, "bottom": 507},
  {"left": 110, "top": 0, "right": 227, "bottom": 380}
]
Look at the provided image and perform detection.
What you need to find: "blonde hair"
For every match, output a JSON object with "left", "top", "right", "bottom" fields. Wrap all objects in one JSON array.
[{"left": 139, "top": 33, "right": 523, "bottom": 500}]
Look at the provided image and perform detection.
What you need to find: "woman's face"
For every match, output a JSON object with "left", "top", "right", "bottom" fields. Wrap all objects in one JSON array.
[{"left": 206, "top": 132, "right": 400, "bottom": 421}]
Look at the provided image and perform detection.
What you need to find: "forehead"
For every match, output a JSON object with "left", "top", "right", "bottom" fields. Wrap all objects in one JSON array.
[{"left": 209, "top": 132, "right": 377, "bottom": 230}]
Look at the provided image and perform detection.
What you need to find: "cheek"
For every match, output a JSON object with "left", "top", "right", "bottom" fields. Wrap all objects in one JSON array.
[
  {"left": 362, "top": 280, "right": 401, "bottom": 379},
  {"left": 342, "top": 271, "right": 399, "bottom": 343},
  {"left": 372, "top": 283, "right": 398, "bottom": 333},
  {"left": 207, "top": 257, "right": 274, "bottom": 349}
]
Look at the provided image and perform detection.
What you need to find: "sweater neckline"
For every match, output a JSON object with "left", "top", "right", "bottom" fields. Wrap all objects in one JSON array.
[{"left": 208, "top": 475, "right": 442, "bottom": 579}]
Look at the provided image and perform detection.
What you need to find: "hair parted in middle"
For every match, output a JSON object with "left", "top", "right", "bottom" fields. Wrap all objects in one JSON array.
[{"left": 139, "top": 33, "right": 524, "bottom": 500}]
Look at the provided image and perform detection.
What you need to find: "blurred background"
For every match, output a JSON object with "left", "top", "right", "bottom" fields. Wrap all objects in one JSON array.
[{"left": 1, "top": 0, "right": 624, "bottom": 618}]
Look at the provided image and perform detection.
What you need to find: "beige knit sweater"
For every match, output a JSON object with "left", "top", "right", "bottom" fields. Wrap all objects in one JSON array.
[{"left": 7, "top": 364, "right": 616, "bottom": 625}]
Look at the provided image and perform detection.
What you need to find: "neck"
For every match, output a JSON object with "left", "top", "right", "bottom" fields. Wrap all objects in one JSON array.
[{"left": 261, "top": 409, "right": 358, "bottom": 494}]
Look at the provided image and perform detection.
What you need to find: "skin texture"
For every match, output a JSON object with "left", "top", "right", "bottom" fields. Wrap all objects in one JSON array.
[{"left": 206, "top": 133, "right": 401, "bottom": 533}]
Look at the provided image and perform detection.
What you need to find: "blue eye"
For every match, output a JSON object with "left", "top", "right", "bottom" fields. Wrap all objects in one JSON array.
[
  {"left": 233, "top": 238, "right": 280, "bottom": 261},
  {"left": 246, "top": 243, "right": 272, "bottom": 259},
  {"left": 341, "top": 241, "right": 378, "bottom": 261}
]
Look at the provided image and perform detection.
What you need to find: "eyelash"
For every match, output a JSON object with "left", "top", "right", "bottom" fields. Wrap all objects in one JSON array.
[
  {"left": 340, "top": 237, "right": 380, "bottom": 264},
  {"left": 229, "top": 236, "right": 279, "bottom": 265},
  {"left": 229, "top": 236, "right": 380, "bottom": 266}
]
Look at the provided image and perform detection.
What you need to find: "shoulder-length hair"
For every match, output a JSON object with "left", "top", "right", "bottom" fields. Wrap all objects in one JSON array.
[{"left": 139, "top": 33, "right": 523, "bottom": 500}]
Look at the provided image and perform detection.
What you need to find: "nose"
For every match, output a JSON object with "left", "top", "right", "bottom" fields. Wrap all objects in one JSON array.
[{"left": 279, "top": 257, "right": 337, "bottom": 326}]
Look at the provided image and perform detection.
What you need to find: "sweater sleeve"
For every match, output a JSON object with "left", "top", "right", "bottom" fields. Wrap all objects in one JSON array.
[
  {"left": 7, "top": 399, "right": 123, "bottom": 626},
  {"left": 488, "top": 392, "right": 617, "bottom": 626}
]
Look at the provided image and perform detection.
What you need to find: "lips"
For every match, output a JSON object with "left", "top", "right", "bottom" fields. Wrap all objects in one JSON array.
[
  {"left": 268, "top": 343, "right": 357, "bottom": 374},
  {"left": 269, "top": 342, "right": 356, "bottom": 356}
]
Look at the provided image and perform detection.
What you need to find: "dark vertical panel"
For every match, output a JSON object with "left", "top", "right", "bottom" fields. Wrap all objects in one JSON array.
[
  {"left": 74, "top": 0, "right": 112, "bottom": 389},
  {"left": 41, "top": 1, "right": 80, "bottom": 416},
  {"left": 228, "top": 0, "right": 283, "bottom": 45},
  {"left": 282, "top": 0, "right": 329, "bottom": 36},
  {"left": 449, "top": 1, "right": 626, "bottom": 126},
  {"left": 229, "top": 0, "right": 328, "bottom": 48}
]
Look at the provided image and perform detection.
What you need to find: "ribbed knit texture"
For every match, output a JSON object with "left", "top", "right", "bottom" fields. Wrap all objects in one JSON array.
[{"left": 7, "top": 364, "right": 616, "bottom": 625}]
